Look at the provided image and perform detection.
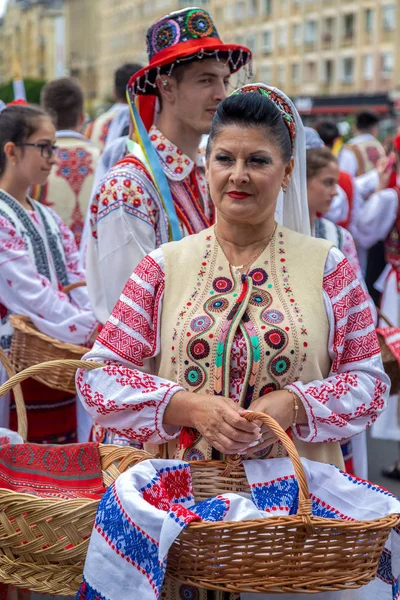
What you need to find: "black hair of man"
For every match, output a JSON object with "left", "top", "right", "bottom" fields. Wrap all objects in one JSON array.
[
  {"left": 356, "top": 111, "right": 380, "bottom": 133},
  {"left": 115, "top": 63, "right": 143, "bottom": 102},
  {"left": 314, "top": 120, "right": 340, "bottom": 149},
  {"left": 41, "top": 77, "right": 84, "bottom": 131}
]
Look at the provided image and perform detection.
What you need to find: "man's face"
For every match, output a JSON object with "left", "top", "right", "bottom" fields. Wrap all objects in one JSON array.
[{"left": 166, "top": 59, "right": 231, "bottom": 136}]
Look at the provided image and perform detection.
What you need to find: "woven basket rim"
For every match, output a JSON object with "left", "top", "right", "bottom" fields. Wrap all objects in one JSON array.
[{"left": 9, "top": 314, "right": 89, "bottom": 354}]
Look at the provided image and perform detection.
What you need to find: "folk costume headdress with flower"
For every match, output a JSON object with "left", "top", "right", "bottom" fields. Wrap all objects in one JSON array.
[
  {"left": 230, "top": 83, "right": 310, "bottom": 236},
  {"left": 126, "top": 8, "right": 252, "bottom": 243}
]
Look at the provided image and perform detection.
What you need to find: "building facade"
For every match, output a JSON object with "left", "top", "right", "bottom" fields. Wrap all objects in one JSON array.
[
  {"left": 214, "top": 0, "right": 400, "bottom": 116},
  {"left": 0, "top": 0, "right": 65, "bottom": 86},
  {"left": 2, "top": 0, "right": 400, "bottom": 114},
  {"left": 65, "top": 0, "right": 100, "bottom": 106}
]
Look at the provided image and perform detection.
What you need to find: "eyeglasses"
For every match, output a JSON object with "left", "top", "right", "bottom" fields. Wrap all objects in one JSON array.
[{"left": 16, "top": 142, "right": 59, "bottom": 159}]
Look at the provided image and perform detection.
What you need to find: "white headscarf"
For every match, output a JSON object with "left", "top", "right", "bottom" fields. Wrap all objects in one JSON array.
[{"left": 232, "top": 84, "right": 310, "bottom": 237}]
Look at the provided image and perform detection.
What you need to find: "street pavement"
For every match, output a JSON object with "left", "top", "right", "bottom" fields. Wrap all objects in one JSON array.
[{"left": 368, "top": 432, "right": 400, "bottom": 497}]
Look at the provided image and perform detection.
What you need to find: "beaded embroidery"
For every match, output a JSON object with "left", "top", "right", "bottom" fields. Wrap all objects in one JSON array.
[{"left": 232, "top": 84, "right": 296, "bottom": 155}]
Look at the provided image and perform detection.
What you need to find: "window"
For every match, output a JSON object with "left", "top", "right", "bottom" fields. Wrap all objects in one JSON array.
[
  {"left": 262, "top": 30, "right": 273, "bottom": 53},
  {"left": 341, "top": 57, "right": 354, "bottom": 83},
  {"left": 235, "top": 1, "right": 245, "bottom": 20},
  {"left": 293, "top": 23, "right": 302, "bottom": 46},
  {"left": 224, "top": 5, "right": 234, "bottom": 22},
  {"left": 259, "top": 64, "right": 272, "bottom": 84},
  {"left": 263, "top": 0, "right": 273, "bottom": 15},
  {"left": 304, "top": 20, "right": 317, "bottom": 44},
  {"left": 382, "top": 51, "right": 394, "bottom": 77},
  {"left": 278, "top": 25, "right": 287, "bottom": 47},
  {"left": 343, "top": 14, "right": 355, "bottom": 39},
  {"left": 382, "top": 4, "right": 395, "bottom": 31},
  {"left": 322, "top": 17, "right": 334, "bottom": 42},
  {"left": 321, "top": 59, "right": 334, "bottom": 84},
  {"left": 365, "top": 8, "right": 374, "bottom": 33},
  {"left": 277, "top": 65, "right": 285, "bottom": 87},
  {"left": 304, "top": 61, "right": 316, "bottom": 82},
  {"left": 246, "top": 34, "right": 257, "bottom": 53},
  {"left": 291, "top": 63, "right": 300, "bottom": 85},
  {"left": 363, "top": 54, "right": 373, "bottom": 80},
  {"left": 249, "top": 0, "right": 258, "bottom": 17}
]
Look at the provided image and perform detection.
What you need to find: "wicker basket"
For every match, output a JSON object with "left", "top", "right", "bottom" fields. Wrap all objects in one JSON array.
[
  {"left": 8, "top": 313, "right": 90, "bottom": 395},
  {"left": 0, "top": 358, "right": 153, "bottom": 596},
  {"left": 377, "top": 310, "right": 400, "bottom": 395},
  {"left": 167, "top": 411, "right": 400, "bottom": 594},
  {"left": 0, "top": 359, "right": 399, "bottom": 595}
]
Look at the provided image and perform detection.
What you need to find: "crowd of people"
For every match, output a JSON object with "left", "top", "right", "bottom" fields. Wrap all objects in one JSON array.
[{"left": 0, "top": 7, "right": 398, "bottom": 597}]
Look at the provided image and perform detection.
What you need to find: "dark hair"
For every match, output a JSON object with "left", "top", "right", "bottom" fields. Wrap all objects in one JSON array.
[
  {"left": 356, "top": 111, "right": 379, "bottom": 132},
  {"left": 306, "top": 147, "right": 337, "bottom": 180},
  {"left": 41, "top": 77, "right": 83, "bottom": 130},
  {"left": 115, "top": 63, "right": 143, "bottom": 101},
  {"left": 314, "top": 120, "right": 339, "bottom": 149},
  {"left": 0, "top": 104, "right": 49, "bottom": 176},
  {"left": 206, "top": 92, "right": 292, "bottom": 163}
]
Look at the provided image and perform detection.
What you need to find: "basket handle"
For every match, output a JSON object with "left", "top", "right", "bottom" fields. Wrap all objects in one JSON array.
[
  {"left": 241, "top": 411, "right": 312, "bottom": 522},
  {"left": 0, "top": 360, "right": 105, "bottom": 437},
  {"left": 377, "top": 308, "right": 395, "bottom": 329},
  {"left": 62, "top": 281, "right": 86, "bottom": 295},
  {"left": 0, "top": 348, "right": 27, "bottom": 441}
]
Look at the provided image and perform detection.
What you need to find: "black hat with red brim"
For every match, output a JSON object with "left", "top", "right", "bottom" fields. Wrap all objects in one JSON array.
[{"left": 128, "top": 7, "right": 252, "bottom": 97}]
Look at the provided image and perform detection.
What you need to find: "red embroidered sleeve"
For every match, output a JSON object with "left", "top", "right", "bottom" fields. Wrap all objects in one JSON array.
[
  {"left": 287, "top": 250, "right": 389, "bottom": 444},
  {"left": 98, "top": 254, "right": 164, "bottom": 365}
]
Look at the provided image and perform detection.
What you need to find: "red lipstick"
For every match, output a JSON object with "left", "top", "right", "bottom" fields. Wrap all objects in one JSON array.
[{"left": 227, "top": 191, "right": 251, "bottom": 199}]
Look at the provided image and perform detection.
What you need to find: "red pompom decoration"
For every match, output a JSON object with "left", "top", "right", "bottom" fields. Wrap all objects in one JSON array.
[
  {"left": 7, "top": 99, "right": 28, "bottom": 107},
  {"left": 394, "top": 134, "right": 400, "bottom": 153}
]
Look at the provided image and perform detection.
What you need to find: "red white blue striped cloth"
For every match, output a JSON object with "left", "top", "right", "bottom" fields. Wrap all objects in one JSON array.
[{"left": 77, "top": 457, "right": 400, "bottom": 600}]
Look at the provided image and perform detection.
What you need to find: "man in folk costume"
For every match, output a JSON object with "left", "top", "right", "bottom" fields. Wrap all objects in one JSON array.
[
  {"left": 31, "top": 78, "right": 100, "bottom": 248},
  {"left": 339, "top": 111, "right": 386, "bottom": 178},
  {"left": 86, "top": 7, "right": 252, "bottom": 325},
  {"left": 84, "top": 63, "right": 142, "bottom": 153}
]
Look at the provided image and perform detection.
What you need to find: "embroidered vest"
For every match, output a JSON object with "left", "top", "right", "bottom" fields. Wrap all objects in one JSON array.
[
  {"left": 147, "top": 226, "right": 344, "bottom": 468},
  {"left": 346, "top": 139, "right": 386, "bottom": 176}
]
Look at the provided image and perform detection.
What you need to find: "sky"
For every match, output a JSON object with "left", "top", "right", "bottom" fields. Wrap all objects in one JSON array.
[{"left": 0, "top": 0, "right": 7, "bottom": 17}]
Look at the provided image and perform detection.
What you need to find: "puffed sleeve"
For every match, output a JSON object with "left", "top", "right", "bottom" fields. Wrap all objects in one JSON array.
[
  {"left": 286, "top": 247, "right": 389, "bottom": 444},
  {"left": 86, "top": 162, "right": 170, "bottom": 323},
  {"left": 76, "top": 248, "right": 184, "bottom": 445},
  {"left": 0, "top": 215, "right": 97, "bottom": 346}
]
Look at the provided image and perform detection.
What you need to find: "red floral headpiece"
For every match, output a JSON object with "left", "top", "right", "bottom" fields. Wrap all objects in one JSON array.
[{"left": 231, "top": 84, "right": 296, "bottom": 156}]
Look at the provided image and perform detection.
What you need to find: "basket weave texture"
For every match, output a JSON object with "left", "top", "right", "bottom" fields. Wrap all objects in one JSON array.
[
  {"left": 0, "top": 360, "right": 398, "bottom": 595},
  {"left": 8, "top": 314, "right": 89, "bottom": 395}
]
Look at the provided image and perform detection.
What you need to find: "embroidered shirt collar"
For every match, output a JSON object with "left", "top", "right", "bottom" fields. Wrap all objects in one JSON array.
[
  {"left": 149, "top": 125, "right": 203, "bottom": 182},
  {"left": 56, "top": 130, "right": 87, "bottom": 141}
]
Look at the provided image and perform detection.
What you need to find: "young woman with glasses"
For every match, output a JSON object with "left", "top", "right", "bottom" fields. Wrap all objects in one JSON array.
[{"left": 0, "top": 103, "right": 98, "bottom": 444}]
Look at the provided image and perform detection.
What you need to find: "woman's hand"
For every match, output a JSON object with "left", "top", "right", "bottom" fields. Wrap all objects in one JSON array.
[
  {"left": 164, "top": 391, "right": 261, "bottom": 455},
  {"left": 243, "top": 389, "right": 306, "bottom": 453}
]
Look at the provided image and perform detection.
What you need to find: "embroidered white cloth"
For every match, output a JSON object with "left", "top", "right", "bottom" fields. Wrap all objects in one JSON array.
[{"left": 78, "top": 457, "right": 400, "bottom": 600}]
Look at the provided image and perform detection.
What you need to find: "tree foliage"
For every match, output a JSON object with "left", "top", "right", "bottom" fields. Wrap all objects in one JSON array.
[{"left": 0, "top": 78, "right": 46, "bottom": 105}]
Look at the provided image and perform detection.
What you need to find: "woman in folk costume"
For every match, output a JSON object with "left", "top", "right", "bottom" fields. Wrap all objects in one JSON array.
[
  {"left": 355, "top": 134, "right": 400, "bottom": 479},
  {"left": 77, "top": 85, "right": 388, "bottom": 600},
  {"left": 306, "top": 144, "right": 372, "bottom": 480},
  {"left": 0, "top": 104, "right": 98, "bottom": 443}
]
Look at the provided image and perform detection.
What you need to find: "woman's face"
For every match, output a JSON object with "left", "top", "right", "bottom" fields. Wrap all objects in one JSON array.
[
  {"left": 13, "top": 117, "right": 57, "bottom": 186},
  {"left": 307, "top": 161, "right": 339, "bottom": 216},
  {"left": 206, "top": 124, "right": 294, "bottom": 226}
]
